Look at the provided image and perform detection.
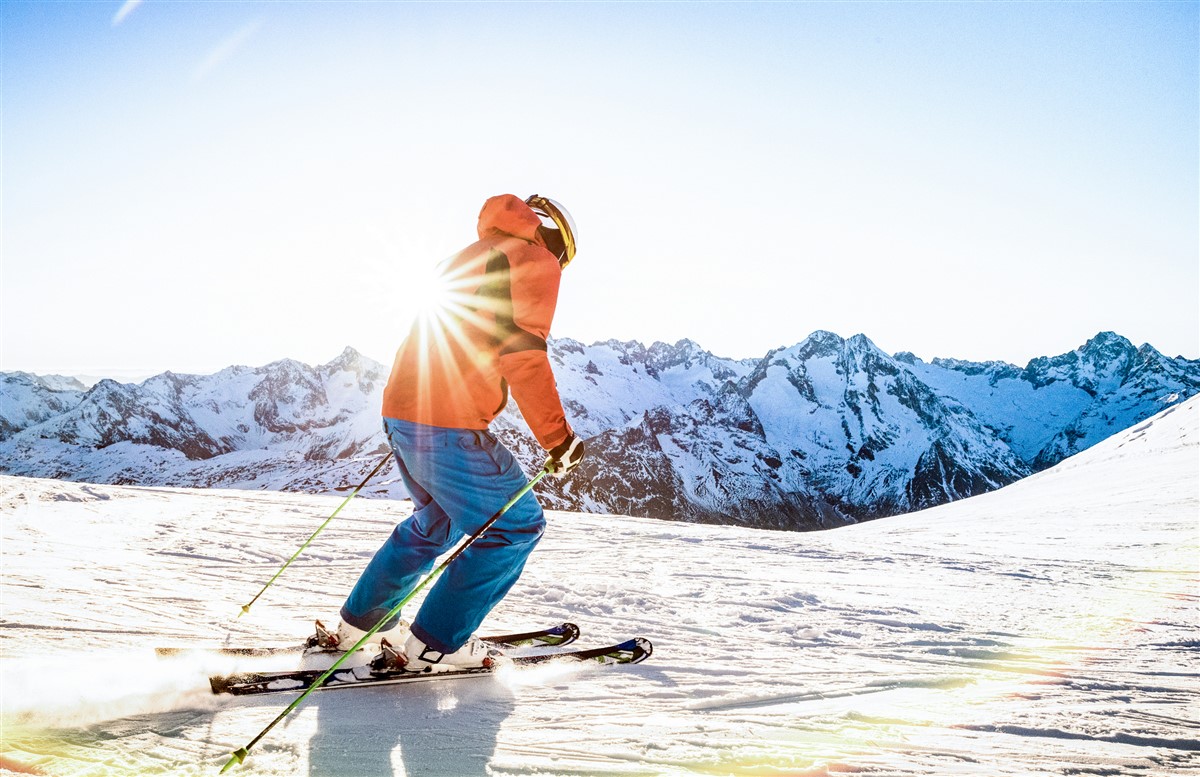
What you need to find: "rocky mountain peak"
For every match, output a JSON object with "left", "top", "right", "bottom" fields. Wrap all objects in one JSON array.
[
  {"left": 264, "top": 357, "right": 309, "bottom": 375},
  {"left": 85, "top": 377, "right": 131, "bottom": 399},
  {"left": 842, "top": 333, "right": 893, "bottom": 370},
  {"left": 323, "top": 346, "right": 386, "bottom": 381},
  {"left": 1083, "top": 330, "right": 1134, "bottom": 351},
  {"left": 34, "top": 373, "right": 89, "bottom": 392},
  {"left": 549, "top": 336, "right": 585, "bottom": 355},
  {"left": 779, "top": 332, "right": 892, "bottom": 374},
  {"left": 846, "top": 333, "right": 880, "bottom": 353},
  {"left": 142, "top": 370, "right": 196, "bottom": 394},
  {"left": 328, "top": 346, "right": 364, "bottom": 369},
  {"left": 1023, "top": 331, "right": 1140, "bottom": 396},
  {"left": 592, "top": 339, "right": 649, "bottom": 366},
  {"left": 647, "top": 338, "right": 706, "bottom": 371},
  {"left": 803, "top": 330, "right": 846, "bottom": 356},
  {"left": 1079, "top": 331, "right": 1138, "bottom": 366}
]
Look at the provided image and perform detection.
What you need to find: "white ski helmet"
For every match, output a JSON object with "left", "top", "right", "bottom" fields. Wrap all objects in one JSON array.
[{"left": 525, "top": 194, "right": 577, "bottom": 268}]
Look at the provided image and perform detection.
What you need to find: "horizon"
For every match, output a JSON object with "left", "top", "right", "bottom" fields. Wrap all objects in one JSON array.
[{"left": 10, "top": 327, "right": 1189, "bottom": 387}]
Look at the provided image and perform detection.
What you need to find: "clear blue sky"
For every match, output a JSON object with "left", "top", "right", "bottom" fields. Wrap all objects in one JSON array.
[{"left": 2, "top": 1, "right": 1197, "bottom": 377}]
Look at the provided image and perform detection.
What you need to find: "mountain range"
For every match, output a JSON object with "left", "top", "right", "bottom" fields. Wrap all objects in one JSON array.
[{"left": 2, "top": 331, "right": 1196, "bottom": 531}]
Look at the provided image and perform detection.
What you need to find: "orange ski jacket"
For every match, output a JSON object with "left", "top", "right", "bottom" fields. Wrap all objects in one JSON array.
[{"left": 381, "top": 194, "right": 572, "bottom": 450}]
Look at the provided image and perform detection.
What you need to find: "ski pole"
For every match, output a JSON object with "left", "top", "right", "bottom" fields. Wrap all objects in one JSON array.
[
  {"left": 237, "top": 451, "right": 393, "bottom": 618},
  {"left": 220, "top": 464, "right": 550, "bottom": 774}
]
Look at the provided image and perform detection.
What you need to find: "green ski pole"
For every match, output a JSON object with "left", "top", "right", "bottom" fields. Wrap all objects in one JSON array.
[
  {"left": 238, "top": 451, "right": 393, "bottom": 618},
  {"left": 220, "top": 465, "right": 550, "bottom": 773}
]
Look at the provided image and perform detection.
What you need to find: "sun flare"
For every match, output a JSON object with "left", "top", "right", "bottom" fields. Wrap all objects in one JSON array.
[{"left": 410, "top": 262, "right": 456, "bottom": 323}]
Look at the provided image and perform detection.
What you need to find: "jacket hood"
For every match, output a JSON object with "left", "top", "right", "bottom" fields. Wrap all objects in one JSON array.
[{"left": 477, "top": 194, "right": 545, "bottom": 247}]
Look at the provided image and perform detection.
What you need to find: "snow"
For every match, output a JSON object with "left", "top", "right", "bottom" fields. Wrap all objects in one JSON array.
[{"left": 1, "top": 397, "right": 1197, "bottom": 775}]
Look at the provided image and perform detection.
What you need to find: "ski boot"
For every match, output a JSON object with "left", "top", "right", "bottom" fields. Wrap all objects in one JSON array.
[
  {"left": 371, "top": 633, "right": 503, "bottom": 674},
  {"left": 304, "top": 618, "right": 408, "bottom": 654}
]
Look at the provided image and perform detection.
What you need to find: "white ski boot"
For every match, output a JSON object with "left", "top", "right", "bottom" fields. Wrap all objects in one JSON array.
[
  {"left": 306, "top": 618, "right": 408, "bottom": 653},
  {"left": 384, "top": 633, "right": 503, "bottom": 673}
]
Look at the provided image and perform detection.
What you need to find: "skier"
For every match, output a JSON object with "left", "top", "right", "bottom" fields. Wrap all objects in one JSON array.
[{"left": 328, "top": 194, "right": 585, "bottom": 671}]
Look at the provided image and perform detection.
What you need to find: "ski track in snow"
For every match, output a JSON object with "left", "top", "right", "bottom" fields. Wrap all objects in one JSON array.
[{"left": 1, "top": 398, "right": 1198, "bottom": 776}]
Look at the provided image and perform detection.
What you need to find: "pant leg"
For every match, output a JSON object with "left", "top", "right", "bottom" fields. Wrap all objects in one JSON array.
[
  {"left": 339, "top": 424, "right": 462, "bottom": 632},
  {"left": 386, "top": 423, "right": 546, "bottom": 654}
]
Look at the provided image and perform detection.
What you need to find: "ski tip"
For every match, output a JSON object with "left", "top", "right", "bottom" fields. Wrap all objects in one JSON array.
[
  {"left": 220, "top": 748, "right": 248, "bottom": 773},
  {"left": 559, "top": 622, "right": 581, "bottom": 645},
  {"left": 625, "top": 637, "right": 653, "bottom": 664}
]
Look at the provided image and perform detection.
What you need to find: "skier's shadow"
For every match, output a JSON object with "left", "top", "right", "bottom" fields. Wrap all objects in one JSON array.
[{"left": 307, "top": 678, "right": 515, "bottom": 777}]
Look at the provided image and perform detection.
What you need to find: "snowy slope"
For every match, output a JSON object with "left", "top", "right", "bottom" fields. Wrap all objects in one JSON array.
[{"left": 1, "top": 397, "right": 1196, "bottom": 776}]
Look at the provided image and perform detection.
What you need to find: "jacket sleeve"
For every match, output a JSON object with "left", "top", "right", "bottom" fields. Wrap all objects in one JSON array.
[{"left": 497, "top": 247, "right": 572, "bottom": 450}]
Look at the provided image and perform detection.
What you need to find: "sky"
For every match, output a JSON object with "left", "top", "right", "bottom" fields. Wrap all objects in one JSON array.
[{"left": 2, "top": 1, "right": 1197, "bottom": 379}]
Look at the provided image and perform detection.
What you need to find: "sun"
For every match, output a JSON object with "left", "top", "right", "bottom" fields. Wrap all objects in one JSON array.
[{"left": 410, "top": 261, "right": 456, "bottom": 323}]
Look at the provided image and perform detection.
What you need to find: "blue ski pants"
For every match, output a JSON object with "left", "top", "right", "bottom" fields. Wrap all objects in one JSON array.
[{"left": 340, "top": 417, "right": 546, "bottom": 654}]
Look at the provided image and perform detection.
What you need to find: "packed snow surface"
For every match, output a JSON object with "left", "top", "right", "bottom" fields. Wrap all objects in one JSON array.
[{"left": 1, "top": 397, "right": 1197, "bottom": 776}]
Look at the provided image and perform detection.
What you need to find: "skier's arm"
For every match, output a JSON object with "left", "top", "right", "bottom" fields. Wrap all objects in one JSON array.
[{"left": 497, "top": 251, "right": 572, "bottom": 450}]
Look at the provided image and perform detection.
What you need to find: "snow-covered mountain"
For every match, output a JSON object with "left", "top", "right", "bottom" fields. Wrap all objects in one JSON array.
[
  {"left": 2, "top": 395, "right": 1195, "bottom": 776},
  {"left": 523, "top": 332, "right": 1033, "bottom": 530},
  {"left": 0, "top": 372, "right": 86, "bottom": 438},
  {"left": 2, "top": 332, "right": 1196, "bottom": 530},
  {"left": 0, "top": 348, "right": 393, "bottom": 494},
  {"left": 898, "top": 331, "right": 1200, "bottom": 468}
]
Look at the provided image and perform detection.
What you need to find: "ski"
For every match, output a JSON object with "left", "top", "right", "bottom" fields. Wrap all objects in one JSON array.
[
  {"left": 210, "top": 637, "right": 652, "bottom": 696},
  {"left": 156, "top": 621, "right": 580, "bottom": 658}
]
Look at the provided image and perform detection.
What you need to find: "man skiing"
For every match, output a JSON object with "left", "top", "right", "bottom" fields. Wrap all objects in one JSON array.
[{"left": 328, "top": 193, "right": 585, "bottom": 671}]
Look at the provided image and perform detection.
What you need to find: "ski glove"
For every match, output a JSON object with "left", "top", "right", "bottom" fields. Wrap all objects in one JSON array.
[{"left": 544, "top": 434, "right": 585, "bottom": 479}]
